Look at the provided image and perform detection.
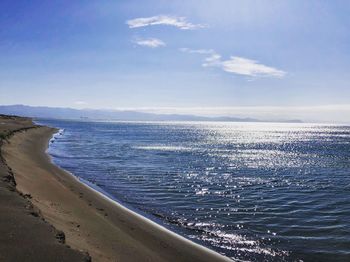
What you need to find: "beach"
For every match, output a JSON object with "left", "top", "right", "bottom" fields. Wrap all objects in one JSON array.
[
  {"left": 0, "top": 115, "right": 89, "bottom": 261},
  {"left": 0, "top": 116, "right": 231, "bottom": 262}
]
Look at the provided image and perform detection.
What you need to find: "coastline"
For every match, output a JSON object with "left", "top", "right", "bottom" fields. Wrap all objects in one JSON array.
[{"left": 2, "top": 124, "right": 231, "bottom": 261}]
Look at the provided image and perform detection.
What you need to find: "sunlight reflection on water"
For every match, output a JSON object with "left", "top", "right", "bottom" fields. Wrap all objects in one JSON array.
[{"left": 42, "top": 120, "right": 350, "bottom": 261}]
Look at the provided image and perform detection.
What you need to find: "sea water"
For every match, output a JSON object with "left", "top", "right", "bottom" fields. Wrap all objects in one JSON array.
[{"left": 38, "top": 120, "right": 350, "bottom": 261}]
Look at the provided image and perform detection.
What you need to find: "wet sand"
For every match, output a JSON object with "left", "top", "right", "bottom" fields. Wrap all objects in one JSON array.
[{"left": 2, "top": 119, "right": 231, "bottom": 261}]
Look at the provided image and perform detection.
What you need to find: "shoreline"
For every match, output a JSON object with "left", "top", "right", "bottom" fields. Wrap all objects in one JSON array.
[
  {"left": 3, "top": 124, "right": 231, "bottom": 261},
  {"left": 51, "top": 141, "right": 229, "bottom": 259}
]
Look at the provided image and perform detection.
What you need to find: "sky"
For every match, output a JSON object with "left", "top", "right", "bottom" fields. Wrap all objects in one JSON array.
[{"left": 1, "top": 0, "right": 350, "bottom": 122}]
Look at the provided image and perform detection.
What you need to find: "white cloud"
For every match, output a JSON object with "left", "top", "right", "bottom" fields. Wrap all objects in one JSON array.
[
  {"left": 221, "top": 57, "right": 286, "bottom": 78},
  {"left": 183, "top": 48, "right": 286, "bottom": 78},
  {"left": 127, "top": 15, "right": 206, "bottom": 30},
  {"left": 134, "top": 38, "right": 165, "bottom": 48}
]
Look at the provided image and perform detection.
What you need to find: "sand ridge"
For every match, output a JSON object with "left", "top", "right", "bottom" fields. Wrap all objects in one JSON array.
[{"left": 0, "top": 115, "right": 90, "bottom": 261}]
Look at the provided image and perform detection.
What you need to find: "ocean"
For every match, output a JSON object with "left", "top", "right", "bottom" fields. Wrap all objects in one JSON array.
[{"left": 38, "top": 119, "right": 350, "bottom": 261}]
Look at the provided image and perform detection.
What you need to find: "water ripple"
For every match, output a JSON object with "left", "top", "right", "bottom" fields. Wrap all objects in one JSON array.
[{"left": 41, "top": 120, "right": 350, "bottom": 261}]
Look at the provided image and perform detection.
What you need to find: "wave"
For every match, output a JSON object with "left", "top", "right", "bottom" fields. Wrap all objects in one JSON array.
[
  {"left": 151, "top": 211, "right": 288, "bottom": 259},
  {"left": 49, "top": 128, "right": 64, "bottom": 144}
]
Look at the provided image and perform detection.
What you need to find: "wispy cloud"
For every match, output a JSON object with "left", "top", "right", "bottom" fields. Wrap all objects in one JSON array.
[
  {"left": 183, "top": 48, "right": 286, "bottom": 78},
  {"left": 179, "top": 48, "right": 215, "bottom": 55},
  {"left": 134, "top": 38, "right": 165, "bottom": 48},
  {"left": 202, "top": 53, "right": 222, "bottom": 67},
  {"left": 127, "top": 15, "right": 206, "bottom": 30},
  {"left": 74, "top": 100, "right": 87, "bottom": 105}
]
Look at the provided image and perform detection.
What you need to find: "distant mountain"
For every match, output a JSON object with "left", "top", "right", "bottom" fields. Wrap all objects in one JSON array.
[{"left": 0, "top": 105, "right": 302, "bottom": 123}]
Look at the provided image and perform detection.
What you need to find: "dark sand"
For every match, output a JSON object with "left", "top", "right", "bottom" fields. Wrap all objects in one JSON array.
[{"left": 1, "top": 115, "right": 231, "bottom": 262}]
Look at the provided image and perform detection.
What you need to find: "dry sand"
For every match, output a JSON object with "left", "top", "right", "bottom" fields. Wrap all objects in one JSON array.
[{"left": 2, "top": 120, "right": 231, "bottom": 262}]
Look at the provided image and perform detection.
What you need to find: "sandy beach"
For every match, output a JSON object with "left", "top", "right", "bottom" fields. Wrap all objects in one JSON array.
[{"left": 1, "top": 116, "right": 231, "bottom": 262}]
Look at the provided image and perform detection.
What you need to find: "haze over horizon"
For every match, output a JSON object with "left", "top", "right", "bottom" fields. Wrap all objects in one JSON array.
[
  {"left": 1, "top": 1, "right": 350, "bottom": 123},
  {"left": 1, "top": 104, "right": 350, "bottom": 124}
]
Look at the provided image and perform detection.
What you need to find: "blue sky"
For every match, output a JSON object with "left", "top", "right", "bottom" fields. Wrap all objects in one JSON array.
[{"left": 1, "top": 0, "right": 350, "bottom": 122}]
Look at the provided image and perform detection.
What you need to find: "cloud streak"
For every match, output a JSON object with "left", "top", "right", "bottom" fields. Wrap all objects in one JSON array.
[
  {"left": 183, "top": 48, "right": 286, "bottom": 78},
  {"left": 74, "top": 101, "right": 88, "bottom": 105},
  {"left": 179, "top": 48, "right": 215, "bottom": 55},
  {"left": 127, "top": 15, "right": 206, "bottom": 30},
  {"left": 134, "top": 38, "right": 165, "bottom": 48}
]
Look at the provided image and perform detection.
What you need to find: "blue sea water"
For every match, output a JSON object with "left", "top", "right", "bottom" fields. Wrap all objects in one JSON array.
[{"left": 38, "top": 119, "right": 350, "bottom": 261}]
